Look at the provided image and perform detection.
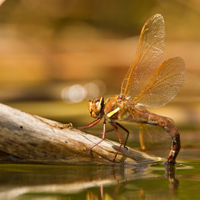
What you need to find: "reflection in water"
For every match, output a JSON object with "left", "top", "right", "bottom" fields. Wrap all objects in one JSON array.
[
  {"left": 0, "top": 162, "right": 183, "bottom": 199},
  {"left": 96, "top": 163, "right": 179, "bottom": 200},
  {"left": 165, "top": 164, "right": 179, "bottom": 197}
]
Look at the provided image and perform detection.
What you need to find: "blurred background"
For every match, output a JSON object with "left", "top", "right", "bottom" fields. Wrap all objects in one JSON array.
[{"left": 0, "top": 0, "right": 199, "bottom": 149}]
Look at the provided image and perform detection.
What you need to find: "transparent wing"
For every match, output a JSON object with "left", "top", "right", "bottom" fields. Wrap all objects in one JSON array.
[
  {"left": 121, "top": 14, "right": 165, "bottom": 98},
  {"left": 133, "top": 57, "right": 186, "bottom": 108},
  {"left": 138, "top": 123, "right": 171, "bottom": 150}
]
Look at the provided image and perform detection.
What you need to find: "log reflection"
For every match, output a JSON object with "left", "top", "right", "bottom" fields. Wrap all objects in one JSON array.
[{"left": 0, "top": 162, "right": 182, "bottom": 199}]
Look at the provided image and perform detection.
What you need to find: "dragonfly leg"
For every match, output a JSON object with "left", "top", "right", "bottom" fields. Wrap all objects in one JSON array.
[
  {"left": 87, "top": 119, "right": 106, "bottom": 155},
  {"left": 115, "top": 122, "right": 129, "bottom": 149},
  {"left": 77, "top": 117, "right": 102, "bottom": 130},
  {"left": 110, "top": 122, "right": 123, "bottom": 162},
  {"left": 96, "top": 127, "right": 118, "bottom": 138},
  {"left": 107, "top": 126, "right": 118, "bottom": 133}
]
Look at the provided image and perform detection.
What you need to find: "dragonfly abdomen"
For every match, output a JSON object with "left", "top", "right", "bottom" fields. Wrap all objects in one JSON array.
[{"left": 147, "top": 112, "right": 180, "bottom": 162}]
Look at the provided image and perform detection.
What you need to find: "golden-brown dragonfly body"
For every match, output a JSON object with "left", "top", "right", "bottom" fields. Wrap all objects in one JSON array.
[
  {"left": 104, "top": 94, "right": 180, "bottom": 162},
  {"left": 78, "top": 14, "right": 186, "bottom": 163}
]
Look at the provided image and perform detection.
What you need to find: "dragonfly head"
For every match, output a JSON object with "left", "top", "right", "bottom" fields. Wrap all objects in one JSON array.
[{"left": 88, "top": 97, "right": 104, "bottom": 118}]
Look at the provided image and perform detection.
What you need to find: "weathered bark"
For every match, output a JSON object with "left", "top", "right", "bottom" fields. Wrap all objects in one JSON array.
[{"left": 0, "top": 103, "right": 158, "bottom": 165}]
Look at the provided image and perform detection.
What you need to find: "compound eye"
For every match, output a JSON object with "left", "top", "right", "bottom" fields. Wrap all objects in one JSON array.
[
  {"left": 96, "top": 97, "right": 104, "bottom": 109},
  {"left": 88, "top": 97, "right": 104, "bottom": 118},
  {"left": 95, "top": 101, "right": 101, "bottom": 113},
  {"left": 88, "top": 101, "right": 93, "bottom": 116}
]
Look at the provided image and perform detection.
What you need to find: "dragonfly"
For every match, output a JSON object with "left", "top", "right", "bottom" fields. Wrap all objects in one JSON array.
[{"left": 78, "top": 14, "right": 186, "bottom": 163}]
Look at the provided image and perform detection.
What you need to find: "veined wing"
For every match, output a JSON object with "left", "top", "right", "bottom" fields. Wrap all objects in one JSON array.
[
  {"left": 137, "top": 123, "right": 171, "bottom": 150},
  {"left": 135, "top": 105, "right": 172, "bottom": 149},
  {"left": 133, "top": 57, "right": 186, "bottom": 108},
  {"left": 121, "top": 14, "right": 165, "bottom": 98}
]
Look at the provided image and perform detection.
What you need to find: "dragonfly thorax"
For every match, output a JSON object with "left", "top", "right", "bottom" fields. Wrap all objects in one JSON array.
[
  {"left": 104, "top": 95, "right": 136, "bottom": 121},
  {"left": 88, "top": 97, "right": 104, "bottom": 118}
]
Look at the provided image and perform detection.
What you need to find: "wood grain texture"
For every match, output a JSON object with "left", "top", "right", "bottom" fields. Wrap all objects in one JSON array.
[{"left": 0, "top": 103, "right": 158, "bottom": 165}]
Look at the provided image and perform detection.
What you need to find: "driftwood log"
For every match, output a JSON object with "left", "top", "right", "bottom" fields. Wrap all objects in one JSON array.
[{"left": 0, "top": 103, "right": 159, "bottom": 165}]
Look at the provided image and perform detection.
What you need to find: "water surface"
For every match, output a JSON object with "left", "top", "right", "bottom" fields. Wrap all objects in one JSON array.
[{"left": 0, "top": 156, "right": 199, "bottom": 200}]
